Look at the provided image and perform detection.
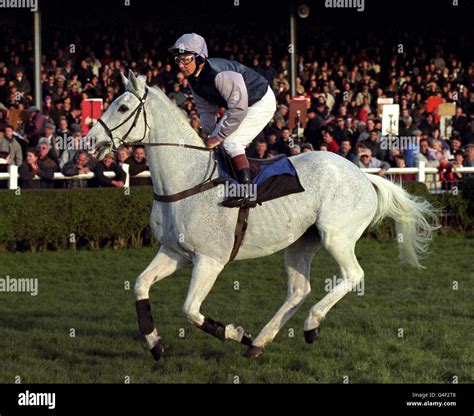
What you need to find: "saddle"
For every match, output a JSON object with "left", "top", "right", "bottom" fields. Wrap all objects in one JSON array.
[{"left": 216, "top": 147, "right": 305, "bottom": 205}]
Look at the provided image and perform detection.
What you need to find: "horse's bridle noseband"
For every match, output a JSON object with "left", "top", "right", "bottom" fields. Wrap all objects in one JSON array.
[{"left": 97, "top": 88, "right": 150, "bottom": 150}]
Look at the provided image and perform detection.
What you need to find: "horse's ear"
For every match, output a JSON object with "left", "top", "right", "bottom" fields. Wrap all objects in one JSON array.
[
  {"left": 121, "top": 72, "right": 130, "bottom": 89},
  {"left": 128, "top": 70, "right": 139, "bottom": 91}
]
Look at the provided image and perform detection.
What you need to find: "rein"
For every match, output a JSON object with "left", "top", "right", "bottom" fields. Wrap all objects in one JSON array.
[{"left": 97, "top": 87, "right": 221, "bottom": 201}]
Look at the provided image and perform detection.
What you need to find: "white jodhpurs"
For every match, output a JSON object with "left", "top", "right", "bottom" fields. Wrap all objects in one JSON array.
[{"left": 211, "top": 86, "right": 277, "bottom": 158}]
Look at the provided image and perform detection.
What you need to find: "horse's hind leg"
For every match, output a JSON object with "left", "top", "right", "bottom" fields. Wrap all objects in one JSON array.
[
  {"left": 244, "top": 228, "right": 321, "bottom": 357},
  {"left": 304, "top": 226, "right": 364, "bottom": 342},
  {"left": 134, "top": 245, "right": 189, "bottom": 360}
]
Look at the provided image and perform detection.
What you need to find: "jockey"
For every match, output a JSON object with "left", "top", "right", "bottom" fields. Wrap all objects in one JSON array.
[{"left": 169, "top": 33, "right": 277, "bottom": 208}]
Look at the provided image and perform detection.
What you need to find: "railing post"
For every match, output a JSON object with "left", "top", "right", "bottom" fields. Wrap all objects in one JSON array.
[
  {"left": 122, "top": 163, "right": 130, "bottom": 190},
  {"left": 417, "top": 161, "right": 425, "bottom": 183},
  {"left": 8, "top": 165, "right": 18, "bottom": 190}
]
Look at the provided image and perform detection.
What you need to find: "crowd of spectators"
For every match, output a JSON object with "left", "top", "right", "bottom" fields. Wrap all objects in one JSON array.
[{"left": 0, "top": 22, "right": 473, "bottom": 190}]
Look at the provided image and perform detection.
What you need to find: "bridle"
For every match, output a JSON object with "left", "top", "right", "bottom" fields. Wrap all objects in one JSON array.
[
  {"left": 97, "top": 86, "right": 211, "bottom": 152},
  {"left": 97, "top": 88, "right": 150, "bottom": 150},
  {"left": 96, "top": 86, "right": 223, "bottom": 201}
]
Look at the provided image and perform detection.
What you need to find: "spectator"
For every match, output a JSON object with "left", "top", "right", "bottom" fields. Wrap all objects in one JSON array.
[
  {"left": 250, "top": 140, "right": 269, "bottom": 159},
  {"left": 0, "top": 104, "right": 8, "bottom": 131},
  {"left": 391, "top": 155, "right": 416, "bottom": 181},
  {"left": 24, "top": 106, "right": 47, "bottom": 148},
  {"left": 0, "top": 125, "right": 23, "bottom": 166},
  {"left": 62, "top": 150, "right": 95, "bottom": 188},
  {"left": 333, "top": 117, "right": 347, "bottom": 144},
  {"left": 18, "top": 147, "right": 54, "bottom": 189},
  {"left": 39, "top": 122, "right": 60, "bottom": 162},
  {"left": 266, "top": 131, "right": 279, "bottom": 153},
  {"left": 360, "top": 129, "right": 384, "bottom": 160},
  {"left": 452, "top": 108, "right": 468, "bottom": 139},
  {"left": 260, "top": 57, "right": 277, "bottom": 84},
  {"left": 13, "top": 70, "right": 31, "bottom": 97},
  {"left": 290, "top": 144, "right": 301, "bottom": 156},
  {"left": 93, "top": 152, "right": 126, "bottom": 188},
  {"left": 449, "top": 133, "right": 463, "bottom": 158},
  {"left": 405, "top": 129, "right": 423, "bottom": 168},
  {"left": 304, "top": 108, "right": 325, "bottom": 149},
  {"left": 464, "top": 143, "right": 474, "bottom": 165},
  {"left": 415, "top": 138, "right": 439, "bottom": 167},
  {"left": 274, "top": 104, "right": 288, "bottom": 124},
  {"left": 125, "top": 145, "right": 150, "bottom": 186},
  {"left": 0, "top": 76, "right": 8, "bottom": 105},
  {"left": 116, "top": 147, "right": 129, "bottom": 165},
  {"left": 168, "top": 83, "right": 186, "bottom": 107},
  {"left": 339, "top": 138, "right": 357, "bottom": 163},
  {"left": 59, "top": 123, "right": 83, "bottom": 168},
  {"left": 277, "top": 127, "right": 292, "bottom": 156},
  {"left": 300, "top": 143, "right": 314, "bottom": 153},
  {"left": 36, "top": 139, "right": 60, "bottom": 172},
  {"left": 356, "top": 148, "right": 390, "bottom": 176},
  {"left": 322, "top": 129, "right": 340, "bottom": 153},
  {"left": 450, "top": 150, "right": 465, "bottom": 182},
  {"left": 57, "top": 117, "right": 71, "bottom": 143}
]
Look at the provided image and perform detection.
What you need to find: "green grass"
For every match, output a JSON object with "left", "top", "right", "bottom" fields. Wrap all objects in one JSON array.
[{"left": 0, "top": 235, "right": 472, "bottom": 383}]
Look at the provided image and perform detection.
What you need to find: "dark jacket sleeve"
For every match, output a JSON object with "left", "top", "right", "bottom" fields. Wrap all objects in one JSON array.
[
  {"left": 94, "top": 163, "right": 113, "bottom": 186},
  {"left": 126, "top": 158, "right": 148, "bottom": 176},
  {"left": 62, "top": 161, "right": 80, "bottom": 176},
  {"left": 18, "top": 163, "right": 34, "bottom": 181},
  {"left": 114, "top": 164, "right": 126, "bottom": 183},
  {"left": 94, "top": 162, "right": 126, "bottom": 186},
  {"left": 38, "top": 161, "right": 54, "bottom": 180}
]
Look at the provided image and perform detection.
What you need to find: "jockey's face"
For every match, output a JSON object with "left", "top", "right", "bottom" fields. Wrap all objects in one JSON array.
[{"left": 176, "top": 54, "right": 197, "bottom": 77}]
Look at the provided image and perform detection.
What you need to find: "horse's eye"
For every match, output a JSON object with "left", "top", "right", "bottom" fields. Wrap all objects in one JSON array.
[{"left": 118, "top": 104, "right": 129, "bottom": 112}]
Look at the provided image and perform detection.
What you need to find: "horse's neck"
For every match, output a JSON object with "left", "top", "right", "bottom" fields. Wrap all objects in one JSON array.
[{"left": 146, "top": 91, "right": 213, "bottom": 196}]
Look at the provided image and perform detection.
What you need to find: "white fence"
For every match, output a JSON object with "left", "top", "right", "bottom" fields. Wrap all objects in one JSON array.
[
  {"left": 0, "top": 164, "right": 150, "bottom": 190},
  {"left": 1, "top": 161, "right": 473, "bottom": 192}
]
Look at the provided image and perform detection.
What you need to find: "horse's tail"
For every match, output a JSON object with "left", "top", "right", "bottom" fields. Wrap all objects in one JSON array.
[{"left": 366, "top": 174, "right": 440, "bottom": 269}]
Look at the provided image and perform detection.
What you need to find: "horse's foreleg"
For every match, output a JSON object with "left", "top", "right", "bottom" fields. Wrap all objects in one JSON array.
[
  {"left": 134, "top": 245, "right": 189, "bottom": 360},
  {"left": 182, "top": 254, "right": 253, "bottom": 346}
]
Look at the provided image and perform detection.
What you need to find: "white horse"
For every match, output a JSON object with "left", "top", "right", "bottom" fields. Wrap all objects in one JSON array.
[{"left": 89, "top": 71, "right": 439, "bottom": 359}]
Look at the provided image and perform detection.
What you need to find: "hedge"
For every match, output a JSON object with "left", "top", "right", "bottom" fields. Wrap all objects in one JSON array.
[
  {"left": 0, "top": 187, "right": 154, "bottom": 252},
  {"left": 0, "top": 179, "right": 472, "bottom": 252}
]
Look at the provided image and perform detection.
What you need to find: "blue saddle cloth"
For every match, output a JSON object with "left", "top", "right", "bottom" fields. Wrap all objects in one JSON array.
[
  {"left": 215, "top": 149, "right": 305, "bottom": 204},
  {"left": 216, "top": 151, "right": 298, "bottom": 185}
]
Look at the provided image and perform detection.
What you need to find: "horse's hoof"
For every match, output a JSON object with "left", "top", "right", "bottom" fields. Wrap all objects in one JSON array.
[
  {"left": 150, "top": 339, "right": 165, "bottom": 361},
  {"left": 241, "top": 332, "right": 253, "bottom": 346},
  {"left": 243, "top": 345, "right": 265, "bottom": 358},
  {"left": 304, "top": 326, "right": 321, "bottom": 344}
]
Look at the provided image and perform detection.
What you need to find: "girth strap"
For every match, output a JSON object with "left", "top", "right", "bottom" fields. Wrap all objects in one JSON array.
[{"left": 229, "top": 206, "right": 250, "bottom": 262}]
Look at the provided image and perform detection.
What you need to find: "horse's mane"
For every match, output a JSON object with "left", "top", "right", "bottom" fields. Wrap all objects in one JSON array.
[{"left": 134, "top": 76, "right": 203, "bottom": 145}]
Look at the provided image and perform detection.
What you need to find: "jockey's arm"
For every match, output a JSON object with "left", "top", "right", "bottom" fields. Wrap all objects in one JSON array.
[
  {"left": 192, "top": 91, "right": 218, "bottom": 137},
  {"left": 213, "top": 71, "right": 249, "bottom": 140}
]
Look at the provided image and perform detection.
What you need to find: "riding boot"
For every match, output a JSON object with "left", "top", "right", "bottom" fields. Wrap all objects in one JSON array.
[{"left": 221, "top": 154, "right": 257, "bottom": 208}]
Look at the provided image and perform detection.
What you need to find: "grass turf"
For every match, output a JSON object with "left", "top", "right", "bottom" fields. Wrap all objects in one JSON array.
[{"left": 0, "top": 235, "right": 472, "bottom": 383}]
